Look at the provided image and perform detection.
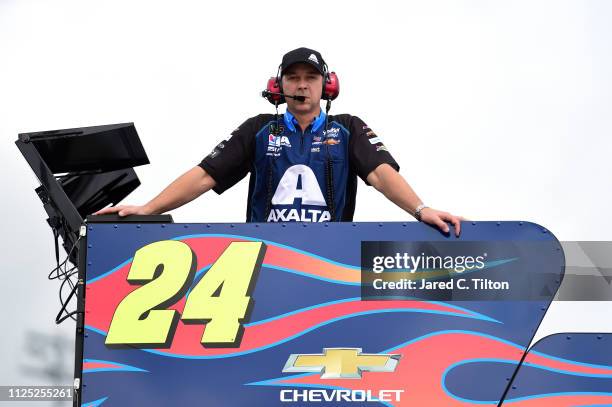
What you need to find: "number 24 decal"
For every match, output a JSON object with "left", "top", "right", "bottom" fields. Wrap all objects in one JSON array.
[{"left": 105, "top": 241, "right": 266, "bottom": 348}]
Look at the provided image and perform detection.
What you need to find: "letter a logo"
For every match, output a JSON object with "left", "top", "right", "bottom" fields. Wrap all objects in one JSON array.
[{"left": 271, "top": 165, "right": 326, "bottom": 206}]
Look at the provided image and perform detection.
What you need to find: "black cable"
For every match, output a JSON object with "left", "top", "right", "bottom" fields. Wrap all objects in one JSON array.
[
  {"left": 56, "top": 277, "right": 81, "bottom": 325},
  {"left": 264, "top": 101, "right": 282, "bottom": 221},
  {"left": 48, "top": 230, "right": 82, "bottom": 324},
  {"left": 323, "top": 98, "right": 335, "bottom": 221},
  {"left": 264, "top": 164, "right": 274, "bottom": 222},
  {"left": 57, "top": 266, "right": 79, "bottom": 323},
  {"left": 53, "top": 227, "right": 60, "bottom": 279},
  {"left": 48, "top": 233, "right": 79, "bottom": 280},
  {"left": 58, "top": 276, "right": 79, "bottom": 323},
  {"left": 325, "top": 159, "right": 335, "bottom": 221}
]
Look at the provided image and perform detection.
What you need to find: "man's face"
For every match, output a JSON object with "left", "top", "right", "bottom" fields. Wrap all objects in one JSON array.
[{"left": 281, "top": 63, "right": 323, "bottom": 115}]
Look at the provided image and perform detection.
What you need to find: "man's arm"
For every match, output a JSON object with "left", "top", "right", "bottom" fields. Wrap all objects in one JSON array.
[
  {"left": 93, "top": 166, "right": 216, "bottom": 216},
  {"left": 366, "top": 163, "right": 462, "bottom": 236}
]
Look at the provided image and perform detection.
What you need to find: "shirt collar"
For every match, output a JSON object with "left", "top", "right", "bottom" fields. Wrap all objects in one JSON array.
[{"left": 283, "top": 109, "right": 326, "bottom": 134}]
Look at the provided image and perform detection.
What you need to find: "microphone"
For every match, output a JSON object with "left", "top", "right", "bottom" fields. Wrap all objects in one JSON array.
[{"left": 261, "top": 90, "right": 306, "bottom": 102}]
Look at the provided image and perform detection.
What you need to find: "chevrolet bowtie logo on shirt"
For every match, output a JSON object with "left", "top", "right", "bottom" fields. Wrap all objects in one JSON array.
[{"left": 282, "top": 348, "right": 400, "bottom": 379}]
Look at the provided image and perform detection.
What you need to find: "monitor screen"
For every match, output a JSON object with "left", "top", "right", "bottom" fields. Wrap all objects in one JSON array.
[
  {"left": 59, "top": 169, "right": 141, "bottom": 219},
  {"left": 16, "top": 122, "right": 149, "bottom": 263},
  {"left": 19, "top": 123, "right": 149, "bottom": 174}
]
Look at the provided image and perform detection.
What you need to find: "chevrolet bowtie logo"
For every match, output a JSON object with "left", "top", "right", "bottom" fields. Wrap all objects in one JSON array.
[{"left": 283, "top": 348, "right": 400, "bottom": 379}]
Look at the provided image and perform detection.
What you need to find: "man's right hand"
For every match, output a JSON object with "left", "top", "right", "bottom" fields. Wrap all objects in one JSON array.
[{"left": 93, "top": 204, "right": 153, "bottom": 217}]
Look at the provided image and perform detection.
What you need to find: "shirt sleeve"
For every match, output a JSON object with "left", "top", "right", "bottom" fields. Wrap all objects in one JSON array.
[
  {"left": 198, "top": 117, "right": 256, "bottom": 194},
  {"left": 348, "top": 115, "right": 400, "bottom": 184}
]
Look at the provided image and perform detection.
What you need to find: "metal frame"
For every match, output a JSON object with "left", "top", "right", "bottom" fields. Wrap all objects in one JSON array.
[
  {"left": 15, "top": 137, "right": 83, "bottom": 234},
  {"left": 72, "top": 226, "right": 87, "bottom": 407}
]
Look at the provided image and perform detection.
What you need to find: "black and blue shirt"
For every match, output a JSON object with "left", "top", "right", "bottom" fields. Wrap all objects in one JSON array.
[{"left": 199, "top": 111, "right": 399, "bottom": 222}]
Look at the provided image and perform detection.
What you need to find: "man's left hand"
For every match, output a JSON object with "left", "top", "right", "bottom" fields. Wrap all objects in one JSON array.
[{"left": 419, "top": 208, "right": 463, "bottom": 237}]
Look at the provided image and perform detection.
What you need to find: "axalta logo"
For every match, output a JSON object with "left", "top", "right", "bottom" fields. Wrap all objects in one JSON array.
[
  {"left": 267, "top": 165, "right": 331, "bottom": 222},
  {"left": 267, "top": 208, "right": 330, "bottom": 222}
]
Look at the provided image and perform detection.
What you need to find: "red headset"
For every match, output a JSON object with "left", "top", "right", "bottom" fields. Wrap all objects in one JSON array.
[{"left": 264, "top": 63, "right": 340, "bottom": 105}]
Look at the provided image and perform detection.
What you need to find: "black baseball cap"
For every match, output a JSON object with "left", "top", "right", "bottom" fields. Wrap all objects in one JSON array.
[{"left": 280, "top": 47, "right": 326, "bottom": 76}]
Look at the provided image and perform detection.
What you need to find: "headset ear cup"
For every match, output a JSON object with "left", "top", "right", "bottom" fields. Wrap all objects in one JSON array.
[
  {"left": 324, "top": 72, "right": 340, "bottom": 101},
  {"left": 266, "top": 77, "right": 286, "bottom": 105}
]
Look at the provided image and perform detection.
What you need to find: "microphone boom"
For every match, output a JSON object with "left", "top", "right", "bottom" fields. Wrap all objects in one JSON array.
[{"left": 262, "top": 90, "right": 306, "bottom": 102}]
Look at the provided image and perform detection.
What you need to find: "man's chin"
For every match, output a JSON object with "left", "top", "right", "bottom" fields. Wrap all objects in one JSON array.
[{"left": 290, "top": 103, "right": 316, "bottom": 114}]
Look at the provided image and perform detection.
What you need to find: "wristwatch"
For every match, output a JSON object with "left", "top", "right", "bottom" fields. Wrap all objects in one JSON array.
[{"left": 414, "top": 204, "right": 429, "bottom": 221}]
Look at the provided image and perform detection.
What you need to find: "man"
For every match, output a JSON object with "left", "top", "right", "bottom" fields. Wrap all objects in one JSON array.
[{"left": 95, "top": 47, "right": 462, "bottom": 235}]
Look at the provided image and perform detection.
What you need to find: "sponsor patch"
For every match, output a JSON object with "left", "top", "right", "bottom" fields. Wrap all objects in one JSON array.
[
  {"left": 268, "top": 134, "right": 292, "bottom": 148},
  {"left": 324, "top": 128, "right": 340, "bottom": 137},
  {"left": 369, "top": 137, "right": 382, "bottom": 144}
]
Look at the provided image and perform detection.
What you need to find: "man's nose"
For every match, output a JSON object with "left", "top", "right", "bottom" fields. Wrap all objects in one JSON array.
[{"left": 297, "top": 78, "right": 309, "bottom": 89}]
